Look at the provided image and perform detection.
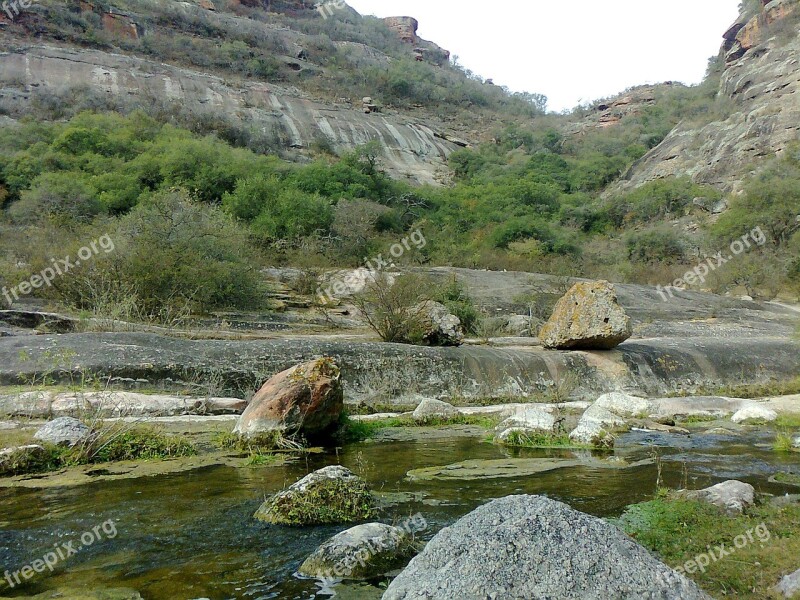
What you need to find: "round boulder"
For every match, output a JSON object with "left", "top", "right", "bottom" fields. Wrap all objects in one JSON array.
[
  {"left": 299, "top": 522, "right": 419, "bottom": 581},
  {"left": 33, "top": 417, "right": 91, "bottom": 447},
  {"left": 234, "top": 357, "right": 343, "bottom": 439},
  {"left": 731, "top": 404, "right": 778, "bottom": 424},
  {"left": 254, "top": 465, "right": 375, "bottom": 526},
  {"left": 539, "top": 281, "right": 632, "bottom": 350},
  {"left": 681, "top": 480, "right": 755, "bottom": 516},
  {"left": 382, "top": 495, "right": 711, "bottom": 600},
  {"left": 415, "top": 301, "right": 464, "bottom": 347},
  {"left": 412, "top": 398, "right": 458, "bottom": 423}
]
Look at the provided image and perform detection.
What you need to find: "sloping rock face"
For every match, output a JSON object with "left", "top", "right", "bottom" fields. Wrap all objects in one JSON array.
[
  {"left": 382, "top": 16, "right": 450, "bottom": 65},
  {"left": 383, "top": 495, "right": 711, "bottom": 600},
  {"left": 234, "top": 358, "right": 343, "bottom": 438},
  {"left": 619, "top": 0, "right": 800, "bottom": 193},
  {"left": 539, "top": 281, "right": 632, "bottom": 350},
  {"left": 0, "top": 44, "right": 458, "bottom": 186}
]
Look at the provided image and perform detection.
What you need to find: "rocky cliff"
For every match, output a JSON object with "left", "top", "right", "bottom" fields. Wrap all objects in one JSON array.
[
  {"left": 0, "top": 0, "right": 461, "bottom": 185},
  {"left": 618, "top": 0, "right": 800, "bottom": 193}
]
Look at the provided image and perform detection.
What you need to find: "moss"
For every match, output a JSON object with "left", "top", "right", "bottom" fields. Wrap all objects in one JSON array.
[
  {"left": 1, "top": 427, "right": 197, "bottom": 478},
  {"left": 255, "top": 477, "right": 377, "bottom": 526},
  {"left": 494, "top": 430, "right": 589, "bottom": 450},
  {"left": 338, "top": 414, "right": 500, "bottom": 443},
  {"left": 616, "top": 496, "right": 800, "bottom": 599},
  {"left": 773, "top": 471, "right": 800, "bottom": 486}
]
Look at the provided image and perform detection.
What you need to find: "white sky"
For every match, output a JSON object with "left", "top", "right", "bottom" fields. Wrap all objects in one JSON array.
[{"left": 345, "top": 0, "right": 742, "bottom": 111}]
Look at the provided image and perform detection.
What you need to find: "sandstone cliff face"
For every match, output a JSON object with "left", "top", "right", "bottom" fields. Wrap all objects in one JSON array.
[
  {"left": 383, "top": 15, "right": 450, "bottom": 65},
  {"left": 618, "top": 0, "right": 800, "bottom": 193},
  {"left": 0, "top": 44, "right": 457, "bottom": 185}
]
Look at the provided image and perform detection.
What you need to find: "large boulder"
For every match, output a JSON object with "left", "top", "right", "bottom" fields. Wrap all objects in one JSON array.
[
  {"left": 495, "top": 407, "right": 556, "bottom": 443},
  {"left": 415, "top": 301, "right": 464, "bottom": 346},
  {"left": 33, "top": 417, "right": 92, "bottom": 447},
  {"left": 539, "top": 281, "right": 632, "bottom": 350},
  {"left": 731, "top": 404, "right": 778, "bottom": 423},
  {"left": 254, "top": 465, "right": 375, "bottom": 526},
  {"left": 682, "top": 480, "right": 755, "bottom": 516},
  {"left": 382, "top": 495, "right": 710, "bottom": 600},
  {"left": 234, "top": 358, "right": 343, "bottom": 439},
  {"left": 412, "top": 398, "right": 458, "bottom": 422},
  {"left": 299, "top": 522, "right": 419, "bottom": 581},
  {"left": 794, "top": 435, "right": 800, "bottom": 450},
  {"left": 569, "top": 404, "right": 626, "bottom": 446}
]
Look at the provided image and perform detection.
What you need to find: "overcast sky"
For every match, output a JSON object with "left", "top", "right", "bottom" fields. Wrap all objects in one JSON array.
[{"left": 345, "top": 0, "right": 742, "bottom": 111}]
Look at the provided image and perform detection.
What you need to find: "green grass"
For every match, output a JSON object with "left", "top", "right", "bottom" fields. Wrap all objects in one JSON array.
[
  {"left": 0, "top": 427, "right": 197, "bottom": 477},
  {"left": 697, "top": 376, "right": 800, "bottom": 400},
  {"left": 773, "top": 472, "right": 800, "bottom": 486},
  {"left": 773, "top": 431, "right": 798, "bottom": 453},
  {"left": 775, "top": 414, "right": 800, "bottom": 428},
  {"left": 616, "top": 495, "right": 800, "bottom": 599},
  {"left": 338, "top": 414, "right": 501, "bottom": 443},
  {"left": 493, "top": 429, "right": 590, "bottom": 449},
  {"left": 678, "top": 414, "right": 720, "bottom": 424}
]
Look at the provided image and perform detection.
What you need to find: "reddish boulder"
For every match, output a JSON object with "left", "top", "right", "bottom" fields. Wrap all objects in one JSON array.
[{"left": 234, "top": 358, "right": 343, "bottom": 438}]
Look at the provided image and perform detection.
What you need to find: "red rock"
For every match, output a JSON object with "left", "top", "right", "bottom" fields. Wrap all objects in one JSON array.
[
  {"left": 234, "top": 358, "right": 343, "bottom": 438},
  {"left": 102, "top": 12, "right": 141, "bottom": 40}
]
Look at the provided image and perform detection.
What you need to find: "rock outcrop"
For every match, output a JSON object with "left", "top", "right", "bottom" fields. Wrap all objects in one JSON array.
[
  {"left": 539, "top": 281, "right": 632, "bottom": 350},
  {"left": 383, "top": 495, "right": 711, "bottom": 600},
  {"left": 234, "top": 358, "right": 343, "bottom": 439},
  {"left": 0, "top": 44, "right": 459, "bottom": 186},
  {"left": 254, "top": 465, "right": 375, "bottom": 525},
  {"left": 495, "top": 407, "right": 556, "bottom": 442},
  {"left": 382, "top": 16, "right": 450, "bottom": 65},
  {"left": 33, "top": 417, "right": 91, "bottom": 447},
  {"left": 299, "top": 522, "right": 418, "bottom": 581},
  {"left": 0, "top": 444, "right": 48, "bottom": 477},
  {"left": 618, "top": 0, "right": 800, "bottom": 193}
]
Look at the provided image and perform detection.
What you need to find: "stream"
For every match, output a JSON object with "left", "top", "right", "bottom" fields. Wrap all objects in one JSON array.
[{"left": 1, "top": 428, "right": 798, "bottom": 599}]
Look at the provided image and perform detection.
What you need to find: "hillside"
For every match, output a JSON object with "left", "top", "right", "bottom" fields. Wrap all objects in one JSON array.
[{"left": 0, "top": 0, "right": 799, "bottom": 319}]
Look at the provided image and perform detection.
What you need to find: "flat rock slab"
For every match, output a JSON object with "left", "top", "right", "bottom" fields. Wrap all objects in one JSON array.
[{"left": 406, "top": 457, "right": 653, "bottom": 482}]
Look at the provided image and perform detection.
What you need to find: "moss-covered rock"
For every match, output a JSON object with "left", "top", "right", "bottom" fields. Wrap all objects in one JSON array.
[{"left": 254, "top": 465, "right": 376, "bottom": 526}]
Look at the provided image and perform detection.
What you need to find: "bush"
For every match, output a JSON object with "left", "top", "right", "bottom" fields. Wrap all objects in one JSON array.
[
  {"left": 626, "top": 226, "right": 687, "bottom": 264},
  {"left": 351, "top": 273, "right": 431, "bottom": 343},
  {"left": 54, "top": 189, "right": 265, "bottom": 316}
]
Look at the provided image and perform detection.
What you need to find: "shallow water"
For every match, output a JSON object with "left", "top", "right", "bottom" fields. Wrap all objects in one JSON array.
[{"left": 1, "top": 429, "right": 798, "bottom": 599}]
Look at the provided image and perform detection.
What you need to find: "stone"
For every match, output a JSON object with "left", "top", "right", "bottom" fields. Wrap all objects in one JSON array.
[
  {"left": 495, "top": 407, "right": 555, "bottom": 434},
  {"left": 415, "top": 301, "right": 464, "bottom": 346},
  {"left": 33, "top": 417, "right": 92, "bottom": 447},
  {"left": 569, "top": 403, "right": 627, "bottom": 446},
  {"left": 683, "top": 480, "right": 755, "bottom": 516},
  {"left": 234, "top": 358, "right": 343, "bottom": 439},
  {"left": 594, "top": 391, "right": 652, "bottom": 417},
  {"left": 775, "top": 567, "right": 800, "bottom": 598},
  {"left": 254, "top": 465, "right": 375, "bottom": 525},
  {"left": 539, "top": 281, "right": 632, "bottom": 350},
  {"left": 299, "top": 522, "right": 418, "bottom": 581},
  {"left": 0, "top": 309, "right": 78, "bottom": 333},
  {"left": 504, "top": 314, "right": 537, "bottom": 336},
  {"left": 794, "top": 435, "right": 800, "bottom": 449},
  {"left": 731, "top": 404, "right": 778, "bottom": 423},
  {"left": 411, "top": 398, "right": 458, "bottom": 422},
  {"left": 382, "top": 495, "right": 711, "bottom": 600}
]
